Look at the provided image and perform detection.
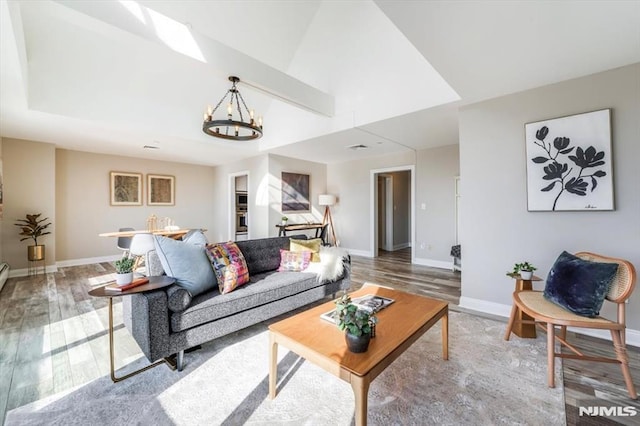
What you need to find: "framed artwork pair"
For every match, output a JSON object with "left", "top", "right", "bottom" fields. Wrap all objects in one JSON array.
[{"left": 110, "top": 172, "right": 175, "bottom": 206}]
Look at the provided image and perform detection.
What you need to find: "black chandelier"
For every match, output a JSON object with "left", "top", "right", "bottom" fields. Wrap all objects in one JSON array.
[{"left": 202, "top": 76, "right": 263, "bottom": 141}]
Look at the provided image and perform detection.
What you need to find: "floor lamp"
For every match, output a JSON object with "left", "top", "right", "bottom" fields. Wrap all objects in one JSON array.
[{"left": 319, "top": 194, "right": 337, "bottom": 246}]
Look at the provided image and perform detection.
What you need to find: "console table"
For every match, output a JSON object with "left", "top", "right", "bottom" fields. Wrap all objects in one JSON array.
[{"left": 276, "top": 223, "right": 324, "bottom": 237}]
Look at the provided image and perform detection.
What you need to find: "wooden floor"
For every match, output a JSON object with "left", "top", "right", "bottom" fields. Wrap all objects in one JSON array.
[{"left": 0, "top": 248, "right": 638, "bottom": 425}]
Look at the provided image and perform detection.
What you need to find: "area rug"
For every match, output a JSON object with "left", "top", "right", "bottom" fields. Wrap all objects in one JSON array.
[{"left": 6, "top": 311, "right": 564, "bottom": 425}]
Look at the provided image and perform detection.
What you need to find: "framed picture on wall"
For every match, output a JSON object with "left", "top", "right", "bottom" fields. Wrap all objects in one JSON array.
[
  {"left": 148, "top": 174, "right": 175, "bottom": 206},
  {"left": 110, "top": 171, "right": 142, "bottom": 206},
  {"left": 281, "top": 172, "right": 310, "bottom": 212},
  {"left": 525, "top": 109, "right": 613, "bottom": 211}
]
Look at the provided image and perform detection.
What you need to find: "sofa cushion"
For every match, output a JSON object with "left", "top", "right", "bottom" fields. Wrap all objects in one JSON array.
[
  {"left": 170, "top": 270, "right": 321, "bottom": 332},
  {"left": 235, "top": 235, "right": 306, "bottom": 275},
  {"left": 290, "top": 238, "right": 322, "bottom": 262},
  {"left": 205, "top": 242, "right": 250, "bottom": 294},
  {"left": 277, "top": 249, "right": 311, "bottom": 272},
  {"left": 543, "top": 251, "right": 618, "bottom": 317},
  {"left": 153, "top": 236, "right": 216, "bottom": 297},
  {"left": 181, "top": 229, "right": 208, "bottom": 246}
]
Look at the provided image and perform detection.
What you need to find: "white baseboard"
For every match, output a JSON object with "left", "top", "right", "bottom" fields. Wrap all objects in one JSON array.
[
  {"left": 6, "top": 255, "right": 118, "bottom": 278},
  {"left": 341, "top": 247, "right": 371, "bottom": 257},
  {"left": 9, "top": 264, "right": 59, "bottom": 278},
  {"left": 413, "top": 257, "right": 453, "bottom": 270},
  {"left": 56, "top": 255, "right": 120, "bottom": 268},
  {"left": 459, "top": 296, "right": 640, "bottom": 348}
]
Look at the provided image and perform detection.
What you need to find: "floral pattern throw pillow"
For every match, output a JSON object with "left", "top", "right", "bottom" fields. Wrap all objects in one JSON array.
[
  {"left": 277, "top": 249, "right": 311, "bottom": 272},
  {"left": 205, "top": 242, "right": 250, "bottom": 294}
]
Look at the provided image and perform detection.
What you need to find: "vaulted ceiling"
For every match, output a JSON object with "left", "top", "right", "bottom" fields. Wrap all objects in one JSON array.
[{"left": 1, "top": 0, "right": 639, "bottom": 166}]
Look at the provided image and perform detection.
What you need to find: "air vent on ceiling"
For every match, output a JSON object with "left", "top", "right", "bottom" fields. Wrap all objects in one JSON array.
[
  {"left": 346, "top": 144, "right": 369, "bottom": 151},
  {"left": 143, "top": 145, "right": 160, "bottom": 149}
]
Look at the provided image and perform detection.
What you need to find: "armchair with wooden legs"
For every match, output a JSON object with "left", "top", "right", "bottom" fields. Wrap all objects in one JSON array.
[{"left": 504, "top": 252, "right": 637, "bottom": 399}]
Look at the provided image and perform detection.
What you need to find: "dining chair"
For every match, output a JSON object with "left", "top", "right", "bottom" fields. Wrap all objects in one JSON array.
[
  {"left": 504, "top": 251, "right": 637, "bottom": 399},
  {"left": 116, "top": 227, "right": 135, "bottom": 258},
  {"left": 129, "top": 233, "right": 156, "bottom": 276}
]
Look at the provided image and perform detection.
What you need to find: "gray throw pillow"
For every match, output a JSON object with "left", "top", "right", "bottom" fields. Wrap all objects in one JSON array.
[{"left": 153, "top": 236, "right": 216, "bottom": 297}]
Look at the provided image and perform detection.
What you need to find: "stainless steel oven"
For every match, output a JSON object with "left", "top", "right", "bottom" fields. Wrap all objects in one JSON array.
[
  {"left": 236, "top": 192, "right": 248, "bottom": 208},
  {"left": 236, "top": 211, "right": 248, "bottom": 232}
]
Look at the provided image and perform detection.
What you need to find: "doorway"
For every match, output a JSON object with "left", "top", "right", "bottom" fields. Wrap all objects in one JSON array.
[
  {"left": 370, "top": 166, "right": 415, "bottom": 260},
  {"left": 228, "top": 171, "right": 249, "bottom": 241}
]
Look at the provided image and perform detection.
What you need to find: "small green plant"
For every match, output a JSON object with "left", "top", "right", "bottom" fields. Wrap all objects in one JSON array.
[
  {"left": 335, "top": 294, "right": 377, "bottom": 337},
  {"left": 281, "top": 216, "right": 288, "bottom": 222},
  {"left": 115, "top": 257, "right": 135, "bottom": 274},
  {"left": 507, "top": 261, "right": 537, "bottom": 276},
  {"left": 14, "top": 213, "right": 52, "bottom": 245}
]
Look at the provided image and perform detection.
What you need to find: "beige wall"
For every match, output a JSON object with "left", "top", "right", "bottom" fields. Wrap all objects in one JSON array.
[
  {"left": 55, "top": 149, "right": 217, "bottom": 262},
  {"left": 459, "top": 64, "right": 640, "bottom": 331},
  {"left": 1, "top": 138, "right": 56, "bottom": 269}
]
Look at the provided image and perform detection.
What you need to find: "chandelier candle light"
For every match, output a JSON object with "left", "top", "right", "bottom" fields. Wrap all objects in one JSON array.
[{"left": 202, "top": 76, "right": 263, "bottom": 141}]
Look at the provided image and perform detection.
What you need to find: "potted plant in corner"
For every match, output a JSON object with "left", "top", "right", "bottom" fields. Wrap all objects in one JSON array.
[
  {"left": 114, "top": 257, "right": 135, "bottom": 286},
  {"left": 14, "top": 213, "right": 52, "bottom": 261},
  {"left": 281, "top": 216, "right": 288, "bottom": 226},
  {"left": 507, "top": 261, "right": 537, "bottom": 280},
  {"left": 335, "top": 294, "right": 378, "bottom": 353}
]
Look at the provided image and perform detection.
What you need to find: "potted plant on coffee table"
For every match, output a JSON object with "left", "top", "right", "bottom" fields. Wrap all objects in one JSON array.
[
  {"left": 335, "top": 294, "right": 378, "bottom": 353},
  {"left": 114, "top": 257, "right": 135, "bottom": 286},
  {"left": 14, "top": 213, "right": 52, "bottom": 261},
  {"left": 507, "top": 261, "right": 537, "bottom": 280}
]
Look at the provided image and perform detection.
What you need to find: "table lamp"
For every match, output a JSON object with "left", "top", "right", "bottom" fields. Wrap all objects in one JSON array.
[{"left": 319, "top": 194, "right": 337, "bottom": 246}]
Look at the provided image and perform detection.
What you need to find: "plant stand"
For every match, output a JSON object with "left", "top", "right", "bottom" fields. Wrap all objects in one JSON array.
[
  {"left": 508, "top": 274, "right": 542, "bottom": 338},
  {"left": 28, "top": 258, "right": 45, "bottom": 276}
]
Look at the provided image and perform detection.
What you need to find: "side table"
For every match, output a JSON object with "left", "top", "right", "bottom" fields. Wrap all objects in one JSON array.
[
  {"left": 508, "top": 274, "right": 542, "bottom": 338},
  {"left": 89, "top": 276, "right": 176, "bottom": 382}
]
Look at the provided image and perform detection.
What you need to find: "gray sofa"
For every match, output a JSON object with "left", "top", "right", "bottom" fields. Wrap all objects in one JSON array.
[{"left": 124, "top": 235, "right": 350, "bottom": 371}]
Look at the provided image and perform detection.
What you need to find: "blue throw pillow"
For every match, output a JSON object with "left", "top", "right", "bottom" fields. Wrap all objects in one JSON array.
[
  {"left": 543, "top": 251, "right": 618, "bottom": 317},
  {"left": 153, "top": 236, "right": 216, "bottom": 296}
]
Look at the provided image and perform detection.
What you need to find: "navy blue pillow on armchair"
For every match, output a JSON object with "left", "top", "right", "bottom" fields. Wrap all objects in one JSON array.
[{"left": 543, "top": 251, "right": 618, "bottom": 318}]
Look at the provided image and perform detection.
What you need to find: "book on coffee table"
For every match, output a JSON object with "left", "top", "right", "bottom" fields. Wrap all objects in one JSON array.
[{"left": 320, "top": 294, "right": 394, "bottom": 324}]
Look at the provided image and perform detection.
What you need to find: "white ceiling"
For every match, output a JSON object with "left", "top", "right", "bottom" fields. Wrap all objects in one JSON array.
[{"left": 1, "top": 0, "right": 639, "bottom": 166}]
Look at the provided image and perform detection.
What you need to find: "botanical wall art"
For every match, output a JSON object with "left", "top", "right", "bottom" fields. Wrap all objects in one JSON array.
[
  {"left": 110, "top": 171, "right": 142, "bottom": 206},
  {"left": 148, "top": 174, "right": 175, "bottom": 206},
  {"left": 525, "top": 109, "right": 613, "bottom": 211},
  {"left": 281, "top": 172, "right": 310, "bottom": 212}
]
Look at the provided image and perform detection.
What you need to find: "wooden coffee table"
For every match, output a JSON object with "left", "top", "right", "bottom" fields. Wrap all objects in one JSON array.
[{"left": 268, "top": 285, "right": 448, "bottom": 426}]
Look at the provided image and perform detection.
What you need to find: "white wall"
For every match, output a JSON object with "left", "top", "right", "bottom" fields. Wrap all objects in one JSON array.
[
  {"left": 459, "top": 64, "right": 640, "bottom": 331},
  {"left": 415, "top": 144, "right": 459, "bottom": 263},
  {"left": 327, "top": 145, "right": 459, "bottom": 263},
  {"left": 268, "top": 154, "right": 327, "bottom": 236},
  {"left": 327, "top": 151, "right": 416, "bottom": 254}
]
